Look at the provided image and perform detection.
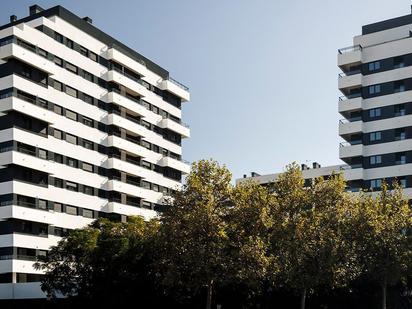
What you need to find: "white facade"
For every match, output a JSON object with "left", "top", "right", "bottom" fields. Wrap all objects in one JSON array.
[
  {"left": 239, "top": 6, "right": 412, "bottom": 198},
  {"left": 0, "top": 5, "right": 190, "bottom": 299}
]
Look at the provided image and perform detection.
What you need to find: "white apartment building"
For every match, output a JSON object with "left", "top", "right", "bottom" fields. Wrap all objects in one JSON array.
[
  {"left": 239, "top": 6, "right": 412, "bottom": 199},
  {"left": 0, "top": 4, "right": 190, "bottom": 299}
]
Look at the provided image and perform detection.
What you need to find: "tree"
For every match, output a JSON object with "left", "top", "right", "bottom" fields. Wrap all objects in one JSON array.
[
  {"left": 226, "top": 180, "right": 274, "bottom": 302},
  {"left": 34, "top": 216, "right": 160, "bottom": 305},
  {"left": 269, "top": 163, "right": 353, "bottom": 309},
  {"left": 157, "top": 159, "right": 232, "bottom": 309},
  {"left": 349, "top": 182, "right": 412, "bottom": 309}
]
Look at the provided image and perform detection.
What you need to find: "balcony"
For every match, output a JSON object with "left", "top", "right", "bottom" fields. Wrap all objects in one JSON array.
[
  {"left": 158, "top": 78, "right": 190, "bottom": 102},
  {"left": 159, "top": 156, "right": 190, "bottom": 174},
  {"left": 159, "top": 118, "right": 190, "bottom": 138},
  {"left": 104, "top": 69, "right": 147, "bottom": 97},
  {"left": 339, "top": 165, "right": 364, "bottom": 180},
  {"left": 338, "top": 45, "right": 362, "bottom": 68},
  {"left": 339, "top": 118, "right": 363, "bottom": 136},
  {"left": 0, "top": 40, "right": 55, "bottom": 75},
  {"left": 339, "top": 141, "right": 363, "bottom": 159},
  {"left": 338, "top": 95, "right": 362, "bottom": 114},
  {"left": 338, "top": 70, "right": 362, "bottom": 91}
]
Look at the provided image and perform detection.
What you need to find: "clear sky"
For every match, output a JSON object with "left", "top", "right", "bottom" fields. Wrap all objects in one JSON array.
[{"left": 2, "top": 0, "right": 412, "bottom": 180}]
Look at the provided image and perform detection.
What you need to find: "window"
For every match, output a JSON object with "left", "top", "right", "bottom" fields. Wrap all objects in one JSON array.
[
  {"left": 38, "top": 48, "right": 47, "bottom": 58},
  {"left": 394, "top": 56, "right": 405, "bottom": 69},
  {"left": 370, "top": 179, "right": 382, "bottom": 189},
  {"left": 38, "top": 149, "right": 47, "bottom": 160},
  {"left": 65, "top": 62, "right": 77, "bottom": 74},
  {"left": 21, "top": 65, "right": 32, "bottom": 79},
  {"left": 83, "top": 185, "right": 94, "bottom": 195},
  {"left": 369, "top": 108, "right": 381, "bottom": 118},
  {"left": 38, "top": 98, "right": 48, "bottom": 109},
  {"left": 54, "top": 56, "right": 63, "bottom": 67},
  {"left": 400, "top": 178, "right": 407, "bottom": 188},
  {"left": 369, "top": 84, "right": 381, "bottom": 95},
  {"left": 394, "top": 81, "right": 405, "bottom": 92},
  {"left": 80, "top": 46, "right": 88, "bottom": 56},
  {"left": 142, "top": 100, "right": 150, "bottom": 110},
  {"left": 66, "top": 181, "right": 78, "bottom": 192},
  {"left": 65, "top": 109, "right": 77, "bottom": 121},
  {"left": 38, "top": 199, "right": 47, "bottom": 210},
  {"left": 65, "top": 86, "right": 77, "bottom": 98},
  {"left": 396, "top": 153, "right": 407, "bottom": 165},
  {"left": 368, "top": 61, "right": 381, "bottom": 71},
  {"left": 54, "top": 178, "right": 63, "bottom": 188},
  {"left": 153, "top": 145, "right": 160, "bottom": 153},
  {"left": 82, "top": 116, "right": 93, "bottom": 127},
  {"left": 66, "top": 205, "right": 78, "bottom": 215},
  {"left": 53, "top": 202, "right": 62, "bottom": 212},
  {"left": 395, "top": 104, "right": 406, "bottom": 116},
  {"left": 82, "top": 162, "right": 93, "bottom": 172},
  {"left": 65, "top": 38, "right": 73, "bottom": 49},
  {"left": 152, "top": 184, "right": 159, "bottom": 192},
  {"left": 370, "top": 155, "right": 382, "bottom": 165},
  {"left": 52, "top": 105, "right": 62, "bottom": 116},
  {"left": 370, "top": 131, "right": 382, "bottom": 142},
  {"left": 82, "top": 209, "right": 94, "bottom": 218},
  {"left": 83, "top": 71, "right": 93, "bottom": 82},
  {"left": 54, "top": 32, "right": 63, "bottom": 43},
  {"left": 53, "top": 129, "right": 62, "bottom": 140},
  {"left": 66, "top": 133, "right": 77, "bottom": 145},
  {"left": 141, "top": 181, "right": 151, "bottom": 190},
  {"left": 141, "top": 140, "right": 151, "bottom": 150},
  {"left": 152, "top": 106, "right": 159, "bottom": 114},
  {"left": 82, "top": 139, "right": 93, "bottom": 150},
  {"left": 84, "top": 94, "right": 93, "bottom": 104},
  {"left": 142, "top": 201, "right": 151, "bottom": 209},
  {"left": 142, "top": 161, "right": 151, "bottom": 170},
  {"left": 54, "top": 153, "right": 63, "bottom": 163},
  {"left": 141, "top": 120, "right": 151, "bottom": 130},
  {"left": 395, "top": 128, "right": 406, "bottom": 140},
  {"left": 89, "top": 51, "right": 98, "bottom": 62},
  {"left": 66, "top": 157, "right": 78, "bottom": 168},
  {"left": 53, "top": 80, "right": 63, "bottom": 91}
]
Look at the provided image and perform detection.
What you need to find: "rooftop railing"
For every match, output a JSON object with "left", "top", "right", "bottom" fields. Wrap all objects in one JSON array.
[{"left": 168, "top": 76, "right": 189, "bottom": 91}]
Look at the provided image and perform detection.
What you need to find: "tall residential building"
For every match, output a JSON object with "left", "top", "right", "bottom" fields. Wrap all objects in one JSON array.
[
  {"left": 239, "top": 6, "right": 412, "bottom": 199},
  {"left": 0, "top": 5, "right": 190, "bottom": 299}
]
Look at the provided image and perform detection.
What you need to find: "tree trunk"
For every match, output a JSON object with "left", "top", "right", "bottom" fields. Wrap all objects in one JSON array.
[
  {"left": 206, "top": 280, "right": 213, "bottom": 309},
  {"left": 382, "top": 279, "right": 387, "bottom": 309},
  {"left": 300, "top": 288, "right": 307, "bottom": 309}
]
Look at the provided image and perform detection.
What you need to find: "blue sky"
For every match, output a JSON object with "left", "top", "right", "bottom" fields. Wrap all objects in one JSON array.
[{"left": 3, "top": 0, "right": 411, "bottom": 179}]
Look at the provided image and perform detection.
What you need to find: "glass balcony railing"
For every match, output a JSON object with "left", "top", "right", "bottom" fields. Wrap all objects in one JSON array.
[
  {"left": 338, "top": 45, "right": 362, "bottom": 54},
  {"left": 339, "top": 93, "right": 362, "bottom": 101}
]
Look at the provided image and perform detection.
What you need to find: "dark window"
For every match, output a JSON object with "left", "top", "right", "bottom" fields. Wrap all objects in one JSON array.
[
  {"left": 66, "top": 133, "right": 77, "bottom": 145},
  {"left": 82, "top": 209, "right": 93, "bottom": 218},
  {"left": 65, "top": 38, "right": 73, "bottom": 49},
  {"left": 54, "top": 57, "right": 63, "bottom": 67},
  {"left": 395, "top": 104, "right": 406, "bottom": 116},
  {"left": 80, "top": 46, "right": 88, "bottom": 56},
  {"left": 38, "top": 48, "right": 47, "bottom": 58},
  {"left": 394, "top": 56, "right": 405, "bottom": 69},
  {"left": 83, "top": 71, "right": 93, "bottom": 82},
  {"left": 21, "top": 65, "right": 32, "bottom": 79},
  {"left": 54, "top": 178, "right": 63, "bottom": 188},
  {"left": 89, "top": 51, "right": 98, "bottom": 62},
  {"left": 82, "top": 139, "right": 93, "bottom": 150},
  {"left": 65, "top": 109, "right": 77, "bottom": 121},
  {"left": 141, "top": 120, "right": 151, "bottom": 130},
  {"left": 53, "top": 80, "right": 63, "bottom": 91},
  {"left": 395, "top": 128, "right": 406, "bottom": 140},
  {"left": 369, "top": 155, "right": 382, "bottom": 165},
  {"left": 82, "top": 162, "right": 93, "bottom": 172},
  {"left": 141, "top": 140, "right": 151, "bottom": 150},
  {"left": 368, "top": 84, "right": 381, "bottom": 95},
  {"left": 142, "top": 201, "right": 151, "bottom": 209},
  {"left": 83, "top": 185, "right": 94, "bottom": 195},
  {"left": 84, "top": 94, "right": 93, "bottom": 104},
  {"left": 66, "top": 181, "right": 78, "bottom": 192},
  {"left": 142, "top": 161, "right": 151, "bottom": 170},
  {"left": 53, "top": 105, "right": 63, "bottom": 115},
  {"left": 54, "top": 32, "right": 63, "bottom": 43},
  {"left": 38, "top": 149, "right": 47, "bottom": 160},
  {"left": 65, "top": 62, "right": 77, "bottom": 74},
  {"left": 53, "top": 202, "right": 62, "bottom": 212},
  {"left": 368, "top": 61, "right": 380, "bottom": 71},
  {"left": 141, "top": 181, "right": 151, "bottom": 190},
  {"left": 370, "top": 179, "right": 382, "bottom": 189},
  {"left": 54, "top": 153, "right": 63, "bottom": 163},
  {"left": 66, "top": 157, "right": 78, "bottom": 168},
  {"left": 395, "top": 81, "right": 405, "bottom": 92},
  {"left": 53, "top": 129, "right": 62, "bottom": 140},
  {"left": 369, "top": 108, "right": 381, "bottom": 118},
  {"left": 82, "top": 117, "right": 93, "bottom": 127},
  {"left": 65, "top": 86, "right": 77, "bottom": 98},
  {"left": 396, "top": 153, "right": 406, "bottom": 165},
  {"left": 370, "top": 131, "right": 382, "bottom": 141},
  {"left": 38, "top": 199, "right": 47, "bottom": 210},
  {"left": 66, "top": 205, "right": 77, "bottom": 215}
]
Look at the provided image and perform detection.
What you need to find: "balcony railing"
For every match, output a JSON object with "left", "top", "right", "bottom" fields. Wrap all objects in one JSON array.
[
  {"left": 338, "top": 45, "right": 362, "bottom": 54},
  {"left": 168, "top": 76, "right": 189, "bottom": 91},
  {"left": 339, "top": 93, "right": 362, "bottom": 101},
  {"left": 339, "top": 140, "right": 362, "bottom": 148},
  {"left": 338, "top": 69, "right": 362, "bottom": 78}
]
